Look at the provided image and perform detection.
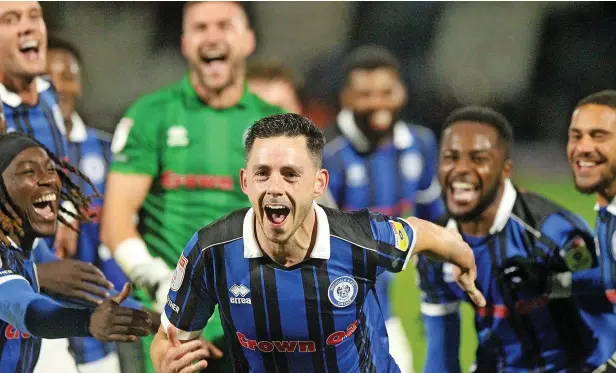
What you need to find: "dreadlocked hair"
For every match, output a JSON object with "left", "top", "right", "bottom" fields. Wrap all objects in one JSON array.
[{"left": 0, "top": 133, "right": 102, "bottom": 246}]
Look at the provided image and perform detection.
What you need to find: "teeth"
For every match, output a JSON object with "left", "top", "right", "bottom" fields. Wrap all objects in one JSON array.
[
  {"left": 205, "top": 52, "right": 225, "bottom": 58},
  {"left": 266, "top": 205, "right": 286, "bottom": 210},
  {"left": 452, "top": 182, "right": 475, "bottom": 191},
  {"left": 20, "top": 40, "right": 39, "bottom": 50},
  {"left": 33, "top": 194, "right": 56, "bottom": 204},
  {"left": 577, "top": 161, "right": 596, "bottom": 167}
]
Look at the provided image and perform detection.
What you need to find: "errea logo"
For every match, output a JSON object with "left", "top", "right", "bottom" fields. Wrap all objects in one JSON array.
[{"left": 229, "top": 284, "right": 251, "bottom": 305}]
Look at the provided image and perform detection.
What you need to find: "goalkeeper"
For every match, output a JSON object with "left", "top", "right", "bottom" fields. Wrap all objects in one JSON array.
[{"left": 100, "top": 2, "right": 283, "bottom": 373}]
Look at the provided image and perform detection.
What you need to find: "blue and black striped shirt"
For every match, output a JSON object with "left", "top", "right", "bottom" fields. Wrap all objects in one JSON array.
[{"left": 163, "top": 203, "right": 417, "bottom": 373}]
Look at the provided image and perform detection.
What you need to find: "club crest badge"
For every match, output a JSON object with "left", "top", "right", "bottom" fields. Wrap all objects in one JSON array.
[
  {"left": 170, "top": 255, "right": 188, "bottom": 291},
  {"left": 328, "top": 276, "right": 358, "bottom": 308}
]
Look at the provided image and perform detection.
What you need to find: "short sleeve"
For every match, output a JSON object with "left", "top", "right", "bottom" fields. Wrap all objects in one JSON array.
[
  {"left": 541, "top": 212, "right": 597, "bottom": 272},
  {"left": 161, "top": 233, "right": 217, "bottom": 341},
  {"left": 109, "top": 99, "right": 161, "bottom": 176},
  {"left": 369, "top": 213, "right": 417, "bottom": 274}
]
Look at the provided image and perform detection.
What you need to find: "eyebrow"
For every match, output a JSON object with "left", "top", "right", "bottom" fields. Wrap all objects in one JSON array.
[{"left": 252, "top": 164, "right": 303, "bottom": 172}]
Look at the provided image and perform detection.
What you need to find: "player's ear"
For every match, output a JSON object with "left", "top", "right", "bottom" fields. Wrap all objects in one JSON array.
[
  {"left": 243, "top": 29, "right": 256, "bottom": 58},
  {"left": 180, "top": 35, "right": 188, "bottom": 60},
  {"left": 314, "top": 168, "right": 329, "bottom": 198},
  {"left": 240, "top": 168, "right": 249, "bottom": 194},
  {"left": 340, "top": 86, "right": 352, "bottom": 109},
  {"left": 396, "top": 80, "right": 408, "bottom": 108},
  {"left": 502, "top": 158, "right": 513, "bottom": 180}
]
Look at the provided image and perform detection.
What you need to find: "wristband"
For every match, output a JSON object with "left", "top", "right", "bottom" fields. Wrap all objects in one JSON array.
[
  {"left": 114, "top": 237, "right": 152, "bottom": 276},
  {"left": 114, "top": 238, "right": 172, "bottom": 297}
]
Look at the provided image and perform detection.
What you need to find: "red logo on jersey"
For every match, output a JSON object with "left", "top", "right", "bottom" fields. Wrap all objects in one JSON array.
[
  {"left": 236, "top": 332, "right": 316, "bottom": 353},
  {"left": 326, "top": 320, "right": 359, "bottom": 346},
  {"left": 236, "top": 320, "right": 359, "bottom": 353},
  {"left": 5, "top": 325, "right": 31, "bottom": 340},
  {"left": 161, "top": 171, "right": 233, "bottom": 191}
]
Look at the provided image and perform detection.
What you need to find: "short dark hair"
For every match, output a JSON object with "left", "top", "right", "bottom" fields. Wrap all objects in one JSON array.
[
  {"left": 444, "top": 106, "right": 514, "bottom": 158},
  {"left": 342, "top": 44, "right": 401, "bottom": 84},
  {"left": 244, "top": 113, "right": 325, "bottom": 167},
  {"left": 47, "top": 36, "right": 82, "bottom": 63},
  {"left": 576, "top": 90, "right": 616, "bottom": 111},
  {"left": 247, "top": 60, "right": 301, "bottom": 97},
  {"left": 182, "top": 1, "right": 252, "bottom": 29}
]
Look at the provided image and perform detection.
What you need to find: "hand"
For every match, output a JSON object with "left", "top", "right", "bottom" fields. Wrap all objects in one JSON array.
[
  {"left": 38, "top": 260, "right": 114, "bottom": 306},
  {"left": 54, "top": 220, "right": 80, "bottom": 259},
  {"left": 148, "top": 310, "right": 163, "bottom": 334},
  {"left": 160, "top": 325, "right": 223, "bottom": 373},
  {"left": 89, "top": 283, "right": 152, "bottom": 342},
  {"left": 452, "top": 260, "right": 486, "bottom": 308},
  {"left": 444, "top": 230, "right": 486, "bottom": 308}
]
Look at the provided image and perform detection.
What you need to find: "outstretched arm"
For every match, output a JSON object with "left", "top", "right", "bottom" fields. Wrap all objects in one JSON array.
[
  {"left": 0, "top": 275, "right": 150, "bottom": 341},
  {"left": 407, "top": 216, "right": 486, "bottom": 307}
]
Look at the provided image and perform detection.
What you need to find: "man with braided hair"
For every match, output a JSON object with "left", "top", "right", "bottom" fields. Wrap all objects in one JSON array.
[{"left": 0, "top": 132, "right": 153, "bottom": 373}]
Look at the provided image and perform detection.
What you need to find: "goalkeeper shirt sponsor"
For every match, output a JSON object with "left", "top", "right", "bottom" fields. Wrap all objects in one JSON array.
[{"left": 110, "top": 75, "right": 283, "bottom": 266}]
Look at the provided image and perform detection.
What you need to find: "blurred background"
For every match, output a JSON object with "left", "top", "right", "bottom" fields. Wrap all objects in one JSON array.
[
  {"left": 42, "top": 1, "right": 616, "bottom": 179},
  {"left": 40, "top": 2, "right": 613, "bottom": 370}
]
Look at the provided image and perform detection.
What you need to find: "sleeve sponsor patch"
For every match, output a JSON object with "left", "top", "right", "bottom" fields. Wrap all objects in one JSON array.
[
  {"left": 111, "top": 117, "right": 133, "bottom": 154},
  {"left": 170, "top": 255, "right": 188, "bottom": 291},
  {"left": 389, "top": 220, "right": 410, "bottom": 252},
  {"left": 563, "top": 236, "right": 594, "bottom": 272}
]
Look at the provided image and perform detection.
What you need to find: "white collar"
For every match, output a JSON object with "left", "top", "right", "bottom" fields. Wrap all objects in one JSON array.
[
  {"left": 242, "top": 201, "right": 331, "bottom": 259},
  {"left": 6, "top": 237, "right": 40, "bottom": 251},
  {"left": 336, "top": 109, "right": 413, "bottom": 152},
  {"left": 447, "top": 178, "right": 517, "bottom": 235},
  {"left": 0, "top": 77, "right": 51, "bottom": 108},
  {"left": 594, "top": 197, "right": 616, "bottom": 216},
  {"left": 69, "top": 112, "right": 87, "bottom": 143}
]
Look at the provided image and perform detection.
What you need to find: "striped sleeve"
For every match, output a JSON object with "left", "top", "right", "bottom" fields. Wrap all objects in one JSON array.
[
  {"left": 162, "top": 233, "right": 217, "bottom": 341},
  {"left": 369, "top": 213, "right": 417, "bottom": 274},
  {"left": 0, "top": 249, "right": 28, "bottom": 287}
]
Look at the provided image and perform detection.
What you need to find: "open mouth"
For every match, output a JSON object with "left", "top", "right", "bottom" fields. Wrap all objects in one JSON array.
[
  {"left": 264, "top": 204, "right": 290, "bottom": 227},
  {"left": 201, "top": 51, "right": 227, "bottom": 63},
  {"left": 574, "top": 159, "right": 604, "bottom": 173},
  {"left": 449, "top": 181, "right": 479, "bottom": 204},
  {"left": 19, "top": 39, "right": 41, "bottom": 62},
  {"left": 32, "top": 193, "right": 57, "bottom": 221}
]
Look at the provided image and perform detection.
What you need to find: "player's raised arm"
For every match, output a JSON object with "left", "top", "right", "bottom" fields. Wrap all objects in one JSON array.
[{"left": 407, "top": 216, "right": 486, "bottom": 307}]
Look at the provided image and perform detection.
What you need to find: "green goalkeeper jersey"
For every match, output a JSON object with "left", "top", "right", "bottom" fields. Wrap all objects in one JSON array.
[{"left": 110, "top": 75, "right": 284, "bottom": 265}]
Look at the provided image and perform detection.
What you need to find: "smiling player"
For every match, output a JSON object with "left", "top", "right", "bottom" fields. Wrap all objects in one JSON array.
[
  {"left": 566, "top": 90, "right": 616, "bottom": 372},
  {"left": 101, "top": 2, "right": 284, "bottom": 372},
  {"left": 150, "top": 113, "right": 485, "bottom": 373},
  {"left": 419, "top": 106, "right": 612, "bottom": 372},
  {"left": 0, "top": 132, "right": 153, "bottom": 373}
]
